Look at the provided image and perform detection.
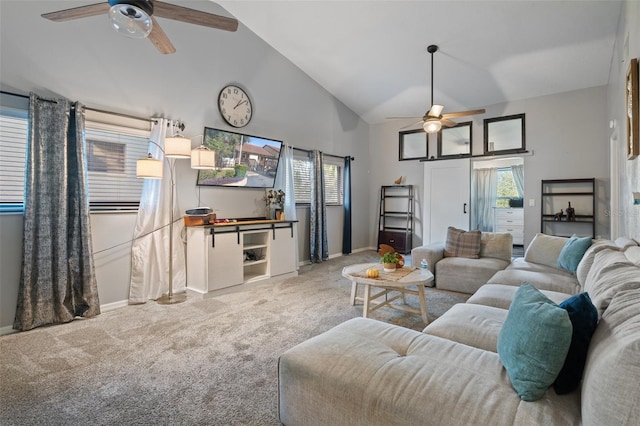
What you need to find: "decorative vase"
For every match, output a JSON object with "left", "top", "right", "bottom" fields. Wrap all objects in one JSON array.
[{"left": 383, "top": 263, "right": 397, "bottom": 272}]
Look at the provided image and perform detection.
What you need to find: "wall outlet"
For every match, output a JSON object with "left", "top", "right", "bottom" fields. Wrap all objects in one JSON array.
[{"left": 529, "top": 199, "right": 535, "bottom": 207}]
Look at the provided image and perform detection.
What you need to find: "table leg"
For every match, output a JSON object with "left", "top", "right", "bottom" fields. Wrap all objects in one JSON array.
[
  {"left": 350, "top": 280, "right": 358, "bottom": 305},
  {"left": 418, "top": 285, "right": 428, "bottom": 324},
  {"left": 363, "top": 284, "right": 371, "bottom": 318}
]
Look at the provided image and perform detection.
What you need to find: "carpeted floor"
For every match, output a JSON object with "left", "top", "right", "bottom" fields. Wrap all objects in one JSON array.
[{"left": 0, "top": 251, "right": 468, "bottom": 425}]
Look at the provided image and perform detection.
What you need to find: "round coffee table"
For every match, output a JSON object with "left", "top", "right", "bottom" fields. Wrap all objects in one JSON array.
[{"left": 342, "top": 263, "right": 434, "bottom": 323}]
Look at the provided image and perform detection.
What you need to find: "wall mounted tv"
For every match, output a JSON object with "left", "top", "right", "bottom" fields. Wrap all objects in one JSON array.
[{"left": 196, "top": 127, "right": 283, "bottom": 189}]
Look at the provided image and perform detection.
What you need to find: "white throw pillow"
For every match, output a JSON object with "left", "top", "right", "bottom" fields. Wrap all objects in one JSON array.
[{"left": 524, "top": 233, "right": 569, "bottom": 269}]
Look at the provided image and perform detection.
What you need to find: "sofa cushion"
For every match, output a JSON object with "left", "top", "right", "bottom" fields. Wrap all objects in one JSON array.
[
  {"left": 554, "top": 293, "right": 598, "bottom": 395},
  {"left": 444, "top": 226, "right": 481, "bottom": 258},
  {"left": 614, "top": 236, "right": 638, "bottom": 250},
  {"left": 557, "top": 235, "right": 592, "bottom": 273},
  {"left": 575, "top": 240, "right": 619, "bottom": 287},
  {"left": 584, "top": 250, "right": 640, "bottom": 317},
  {"left": 436, "top": 257, "right": 510, "bottom": 294},
  {"left": 480, "top": 232, "right": 513, "bottom": 262},
  {"left": 497, "top": 283, "right": 572, "bottom": 401},
  {"left": 581, "top": 288, "right": 640, "bottom": 426},
  {"left": 279, "top": 317, "right": 581, "bottom": 426},
  {"left": 468, "top": 283, "right": 570, "bottom": 310},
  {"left": 423, "top": 303, "right": 507, "bottom": 352},
  {"left": 524, "top": 233, "right": 568, "bottom": 270},
  {"left": 625, "top": 246, "right": 640, "bottom": 265},
  {"left": 487, "top": 268, "right": 580, "bottom": 294}
]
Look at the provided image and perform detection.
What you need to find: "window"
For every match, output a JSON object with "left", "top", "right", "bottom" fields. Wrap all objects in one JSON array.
[
  {"left": 292, "top": 151, "right": 344, "bottom": 205},
  {"left": 496, "top": 167, "right": 519, "bottom": 207},
  {"left": 84, "top": 124, "right": 150, "bottom": 210},
  {"left": 0, "top": 100, "right": 151, "bottom": 212},
  {"left": 0, "top": 106, "right": 28, "bottom": 213}
]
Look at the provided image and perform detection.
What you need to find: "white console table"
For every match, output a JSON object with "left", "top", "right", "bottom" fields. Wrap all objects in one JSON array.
[{"left": 186, "top": 220, "right": 298, "bottom": 297}]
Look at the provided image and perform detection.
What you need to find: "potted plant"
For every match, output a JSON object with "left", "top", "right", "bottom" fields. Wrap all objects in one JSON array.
[{"left": 380, "top": 251, "right": 399, "bottom": 272}]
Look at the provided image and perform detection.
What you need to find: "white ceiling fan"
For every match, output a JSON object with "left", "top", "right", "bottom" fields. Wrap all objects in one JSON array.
[
  {"left": 388, "top": 45, "right": 486, "bottom": 133},
  {"left": 41, "top": 0, "right": 238, "bottom": 54}
]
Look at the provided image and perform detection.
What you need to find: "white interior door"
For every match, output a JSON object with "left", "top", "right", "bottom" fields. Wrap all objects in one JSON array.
[{"left": 423, "top": 158, "right": 470, "bottom": 244}]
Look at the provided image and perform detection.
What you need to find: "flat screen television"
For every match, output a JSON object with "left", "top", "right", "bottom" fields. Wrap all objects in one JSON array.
[{"left": 196, "top": 127, "right": 283, "bottom": 188}]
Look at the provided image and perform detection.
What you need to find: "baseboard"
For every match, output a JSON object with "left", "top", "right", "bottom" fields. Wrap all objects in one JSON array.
[
  {"left": 100, "top": 300, "right": 129, "bottom": 312},
  {"left": 0, "top": 325, "right": 17, "bottom": 336}
]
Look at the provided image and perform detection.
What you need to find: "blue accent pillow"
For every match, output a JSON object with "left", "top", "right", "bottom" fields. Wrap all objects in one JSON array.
[
  {"left": 553, "top": 292, "right": 598, "bottom": 394},
  {"left": 497, "top": 283, "right": 573, "bottom": 401},
  {"left": 557, "top": 235, "right": 592, "bottom": 273}
]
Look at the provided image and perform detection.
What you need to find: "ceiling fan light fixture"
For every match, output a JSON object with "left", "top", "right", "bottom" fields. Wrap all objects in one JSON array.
[
  {"left": 108, "top": 0, "right": 154, "bottom": 39},
  {"left": 423, "top": 118, "right": 442, "bottom": 134}
]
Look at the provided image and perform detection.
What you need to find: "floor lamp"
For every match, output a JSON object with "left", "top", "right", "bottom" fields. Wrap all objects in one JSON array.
[{"left": 136, "top": 126, "right": 215, "bottom": 305}]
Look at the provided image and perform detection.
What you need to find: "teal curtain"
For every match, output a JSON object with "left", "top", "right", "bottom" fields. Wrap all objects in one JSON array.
[
  {"left": 471, "top": 167, "right": 497, "bottom": 232},
  {"left": 14, "top": 93, "right": 100, "bottom": 331}
]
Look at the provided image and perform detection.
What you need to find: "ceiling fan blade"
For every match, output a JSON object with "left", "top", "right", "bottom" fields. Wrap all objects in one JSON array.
[
  {"left": 386, "top": 116, "right": 422, "bottom": 120},
  {"left": 428, "top": 104, "right": 444, "bottom": 117},
  {"left": 153, "top": 1, "right": 238, "bottom": 32},
  {"left": 42, "top": 3, "right": 109, "bottom": 22},
  {"left": 148, "top": 17, "right": 176, "bottom": 55},
  {"left": 399, "top": 120, "right": 425, "bottom": 130},
  {"left": 441, "top": 108, "right": 486, "bottom": 119},
  {"left": 441, "top": 118, "right": 458, "bottom": 127}
]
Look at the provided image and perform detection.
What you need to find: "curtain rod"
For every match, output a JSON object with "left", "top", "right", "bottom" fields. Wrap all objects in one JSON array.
[
  {"left": 3, "top": 91, "right": 352, "bottom": 156},
  {"left": 1, "top": 90, "right": 154, "bottom": 123},
  {"left": 292, "top": 146, "right": 355, "bottom": 161}
]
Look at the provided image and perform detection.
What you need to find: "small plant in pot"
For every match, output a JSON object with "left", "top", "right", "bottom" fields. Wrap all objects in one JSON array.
[{"left": 380, "top": 251, "right": 399, "bottom": 272}]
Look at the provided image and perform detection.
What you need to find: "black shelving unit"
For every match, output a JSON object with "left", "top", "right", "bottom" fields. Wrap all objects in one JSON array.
[
  {"left": 541, "top": 178, "right": 595, "bottom": 238},
  {"left": 377, "top": 185, "right": 413, "bottom": 254}
]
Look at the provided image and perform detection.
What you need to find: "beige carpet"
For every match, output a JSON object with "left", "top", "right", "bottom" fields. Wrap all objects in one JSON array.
[{"left": 0, "top": 251, "right": 468, "bottom": 425}]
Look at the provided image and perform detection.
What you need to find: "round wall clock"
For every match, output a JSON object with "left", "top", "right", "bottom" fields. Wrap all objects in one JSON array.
[{"left": 218, "top": 84, "right": 252, "bottom": 128}]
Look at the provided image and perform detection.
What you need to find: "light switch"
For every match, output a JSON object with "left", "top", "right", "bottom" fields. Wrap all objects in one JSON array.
[{"left": 529, "top": 199, "right": 535, "bottom": 207}]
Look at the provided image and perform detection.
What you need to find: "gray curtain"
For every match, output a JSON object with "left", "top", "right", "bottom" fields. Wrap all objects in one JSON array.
[
  {"left": 14, "top": 93, "right": 100, "bottom": 331},
  {"left": 471, "top": 167, "right": 498, "bottom": 232},
  {"left": 511, "top": 164, "right": 525, "bottom": 199},
  {"left": 309, "top": 150, "right": 328, "bottom": 263}
]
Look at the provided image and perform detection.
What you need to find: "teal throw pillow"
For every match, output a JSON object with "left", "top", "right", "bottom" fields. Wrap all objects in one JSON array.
[
  {"left": 557, "top": 235, "right": 592, "bottom": 273},
  {"left": 497, "top": 283, "right": 573, "bottom": 401},
  {"left": 554, "top": 293, "right": 598, "bottom": 394}
]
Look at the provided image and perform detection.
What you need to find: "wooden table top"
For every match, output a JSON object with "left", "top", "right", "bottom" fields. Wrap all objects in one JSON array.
[{"left": 342, "top": 263, "right": 434, "bottom": 288}]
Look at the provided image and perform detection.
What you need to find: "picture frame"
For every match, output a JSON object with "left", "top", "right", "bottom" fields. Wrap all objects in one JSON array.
[
  {"left": 483, "top": 113, "right": 526, "bottom": 155},
  {"left": 437, "top": 121, "right": 472, "bottom": 159},
  {"left": 626, "top": 58, "right": 639, "bottom": 160},
  {"left": 399, "top": 128, "right": 428, "bottom": 161}
]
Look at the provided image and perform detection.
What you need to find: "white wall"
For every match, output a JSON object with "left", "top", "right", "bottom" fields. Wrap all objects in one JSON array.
[
  {"left": 0, "top": 1, "right": 370, "bottom": 331},
  {"left": 369, "top": 85, "right": 611, "bottom": 249},
  {"left": 607, "top": 0, "right": 640, "bottom": 240}
]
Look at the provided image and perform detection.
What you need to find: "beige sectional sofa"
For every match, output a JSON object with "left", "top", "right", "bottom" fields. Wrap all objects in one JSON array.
[
  {"left": 278, "top": 234, "right": 640, "bottom": 425},
  {"left": 411, "top": 231, "right": 513, "bottom": 294}
]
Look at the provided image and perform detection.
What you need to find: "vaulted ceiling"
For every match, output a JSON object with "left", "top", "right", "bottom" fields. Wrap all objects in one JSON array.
[{"left": 216, "top": 0, "right": 623, "bottom": 124}]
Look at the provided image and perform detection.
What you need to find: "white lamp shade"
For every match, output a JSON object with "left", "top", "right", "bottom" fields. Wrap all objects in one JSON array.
[
  {"left": 191, "top": 146, "right": 216, "bottom": 169},
  {"left": 165, "top": 135, "right": 192, "bottom": 159},
  {"left": 136, "top": 157, "right": 163, "bottom": 178},
  {"left": 423, "top": 118, "right": 442, "bottom": 134}
]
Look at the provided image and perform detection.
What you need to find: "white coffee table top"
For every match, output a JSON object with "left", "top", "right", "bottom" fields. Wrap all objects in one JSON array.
[{"left": 342, "top": 263, "right": 434, "bottom": 288}]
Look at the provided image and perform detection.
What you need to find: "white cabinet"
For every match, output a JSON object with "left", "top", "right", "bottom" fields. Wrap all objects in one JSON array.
[
  {"left": 493, "top": 208, "right": 524, "bottom": 245},
  {"left": 186, "top": 221, "right": 298, "bottom": 297}
]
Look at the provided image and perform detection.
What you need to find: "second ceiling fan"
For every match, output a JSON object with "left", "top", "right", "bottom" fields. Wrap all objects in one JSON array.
[
  {"left": 390, "top": 45, "right": 485, "bottom": 133},
  {"left": 41, "top": 0, "right": 238, "bottom": 54}
]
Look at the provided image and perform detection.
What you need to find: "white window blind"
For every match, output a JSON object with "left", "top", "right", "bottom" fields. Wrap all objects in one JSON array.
[
  {"left": 0, "top": 107, "right": 28, "bottom": 212},
  {"left": 0, "top": 100, "right": 151, "bottom": 212},
  {"left": 84, "top": 125, "right": 150, "bottom": 210},
  {"left": 292, "top": 151, "right": 343, "bottom": 205}
]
